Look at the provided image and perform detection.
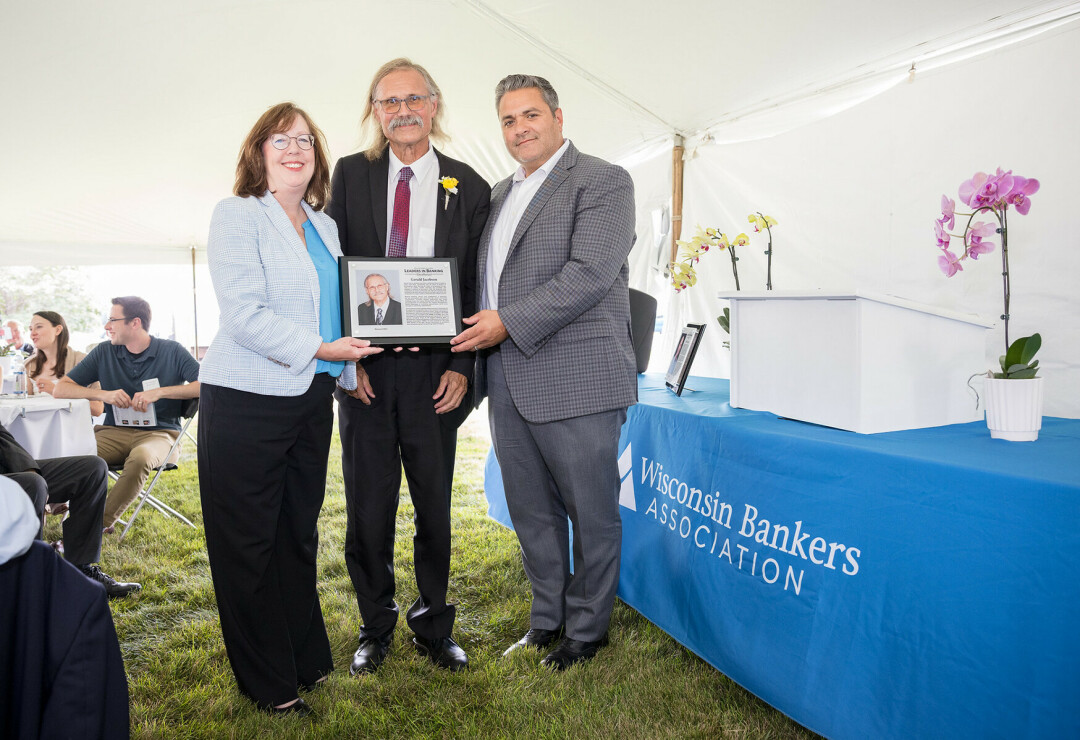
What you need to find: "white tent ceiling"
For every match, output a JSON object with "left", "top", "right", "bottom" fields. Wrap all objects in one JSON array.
[{"left": 4, "top": 0, "right": 1076, "bottom": 264}]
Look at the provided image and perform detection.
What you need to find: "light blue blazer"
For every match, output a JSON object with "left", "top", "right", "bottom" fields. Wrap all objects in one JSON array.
[{"left": 200, "top": 191, "right": 356, "bottom": 396}]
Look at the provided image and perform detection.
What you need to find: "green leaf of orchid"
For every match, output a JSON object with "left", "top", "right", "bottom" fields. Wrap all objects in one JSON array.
[
  {"left": 1019, "top": 333, "right": 1041, "bottom": 365},
  {"left": 717, "top": 308, "right": 730, "bottom": 333},
  {"left": 1004, "top": 340, "right": 1022, "bottom": 369},
  {"left": 1005, "top": 334, "right": 1036, "bottom": 368}
]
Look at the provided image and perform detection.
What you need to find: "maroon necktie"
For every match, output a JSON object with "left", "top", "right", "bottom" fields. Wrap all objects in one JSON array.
[{"left": 388, "top": 166, "right": 412, "bottom": 257}]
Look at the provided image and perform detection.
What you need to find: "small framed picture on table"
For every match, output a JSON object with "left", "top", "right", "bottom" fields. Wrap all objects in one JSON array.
[{"left": 665, "top": 323, "right": 705, "bottom": 396}]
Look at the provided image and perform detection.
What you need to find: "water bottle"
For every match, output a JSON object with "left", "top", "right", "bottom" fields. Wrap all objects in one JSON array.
[{"left": 12, "top": 355, "right": 26, "bottom": 397}]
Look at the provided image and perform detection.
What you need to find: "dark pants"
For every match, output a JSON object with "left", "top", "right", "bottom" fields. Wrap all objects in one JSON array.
[
  {"left": 198, "top": 376, "right": 335, "bottom": 709},
  {"left": 7, "top": 455, "right": 108, "bottom": 566},
  {"left": 336, "top": 350, "right": 460, "bottom": 642},
  {"left": 487, "top": 351, "right": 626, "bottom": 643}
]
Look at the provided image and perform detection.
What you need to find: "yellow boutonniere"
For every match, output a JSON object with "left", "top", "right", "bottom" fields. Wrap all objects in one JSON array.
[{"left": 440, "top": 176, "right": 459, "bottom": 209}]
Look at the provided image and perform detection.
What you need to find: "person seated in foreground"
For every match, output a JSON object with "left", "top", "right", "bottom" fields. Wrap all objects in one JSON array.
[
  {"left": 24, "top": 311, "right": 105, "bottom": 415},
  {"left": 53, "top": 296, "right": 200, "bottom": 531},
  {"left": 1, "top": 421, "right": 140, "bottom": 597},
  {"left": 0, "top": 478, "right": 130, "bottom": 739}
]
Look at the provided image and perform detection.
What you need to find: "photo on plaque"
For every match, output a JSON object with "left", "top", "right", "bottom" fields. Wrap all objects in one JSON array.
[
  {"left": 340, "top": 256, "right": 462, "bottom": 345},
  {"left": 665, "top": 323, "right": 705, "bottom": 396}
]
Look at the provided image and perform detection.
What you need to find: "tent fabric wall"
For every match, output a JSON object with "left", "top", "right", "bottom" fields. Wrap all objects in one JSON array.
[{"left": 636, "top": 23, "right": 1080, "bottom": 418}]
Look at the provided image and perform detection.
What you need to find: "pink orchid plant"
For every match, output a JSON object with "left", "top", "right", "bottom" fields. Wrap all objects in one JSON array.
[{"left": 934, "top": 168, "right": 1042, "bottom": 376}]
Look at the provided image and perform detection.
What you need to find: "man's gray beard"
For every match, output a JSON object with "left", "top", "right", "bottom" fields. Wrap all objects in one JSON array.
[{"left": 388, "top": 115, "right": 424, "bottom": 132}]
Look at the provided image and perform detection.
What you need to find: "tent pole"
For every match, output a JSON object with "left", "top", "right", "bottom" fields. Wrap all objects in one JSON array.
[
  {"left": 670, "top": 135, "right": 684, "bottom": 262},
  {"left": 191, "top": 246, "right": 199, "bottom": 360}
]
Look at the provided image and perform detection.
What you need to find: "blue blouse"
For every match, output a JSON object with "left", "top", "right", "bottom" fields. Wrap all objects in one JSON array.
[{"left": 303, "top": 220, "right": 345, "bottom": 378}]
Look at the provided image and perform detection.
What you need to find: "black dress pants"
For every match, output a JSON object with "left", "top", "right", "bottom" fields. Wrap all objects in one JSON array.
[
  {"left": 7, "top": 455, "right": 108, "bottom": 566},
  {"left": 198, "top": 376, "right": 335, "bottom": 709},
  {"left": 335, "top": 350, "right": 460, "bottom": 642}
]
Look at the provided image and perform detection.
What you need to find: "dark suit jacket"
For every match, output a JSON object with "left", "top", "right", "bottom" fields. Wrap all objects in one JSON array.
[
  {"left": 327, "top": 147, "right": 490, "bottom": 425},
  {"left": 476, "top": 142, "right": 638, "bottom": 424},
  {"left": 357, "top": 298, "right": 403, "bottom": 326},
  {"left": 0, "top": 541, "right": 129, "bottom": 739}
]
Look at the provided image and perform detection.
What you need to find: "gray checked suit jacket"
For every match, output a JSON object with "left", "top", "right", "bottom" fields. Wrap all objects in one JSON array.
[{"left": 477, "top": 141, "right": 638, "bottom": 424}]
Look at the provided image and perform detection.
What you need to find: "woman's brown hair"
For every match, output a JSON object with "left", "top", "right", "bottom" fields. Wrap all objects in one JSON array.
[
  {"left": 233, "top": 102, "right": 331, "bottom": 210},
  {"left": 25, "top": 311, "right": 70, "bottom": 381}
]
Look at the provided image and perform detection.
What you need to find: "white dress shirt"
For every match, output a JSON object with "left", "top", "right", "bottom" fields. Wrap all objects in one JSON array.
[
  {"left": 386, "top": 145, "right": 438, "bottom": 257},
  {"left": 482, "top": 139, "right": 570, "bottom": 310}
]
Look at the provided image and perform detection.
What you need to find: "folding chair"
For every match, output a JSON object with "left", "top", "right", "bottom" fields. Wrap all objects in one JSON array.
[{"left": 111, "top": 397, "right": 198, "bottom": 541}]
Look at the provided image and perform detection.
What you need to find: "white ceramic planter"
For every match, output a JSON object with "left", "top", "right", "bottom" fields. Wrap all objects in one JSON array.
[{"left": 984, "top": 376, "right": 1044, "bottom": 441}]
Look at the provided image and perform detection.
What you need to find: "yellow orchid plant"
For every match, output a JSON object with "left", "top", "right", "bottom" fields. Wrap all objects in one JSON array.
[
  {"left": 748, "top": 212, "right": 779, "bottom": 290},
  {"left": 669, "top": 226, "right": 750, "bottom": 293},
  {"left": 669, "top": 213, "right": 778, "bottom": 346}
]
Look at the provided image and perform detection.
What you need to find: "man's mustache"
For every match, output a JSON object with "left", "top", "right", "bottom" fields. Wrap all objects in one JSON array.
[{"left": 388, "top": 115, "right": 424, "bottom": 131}]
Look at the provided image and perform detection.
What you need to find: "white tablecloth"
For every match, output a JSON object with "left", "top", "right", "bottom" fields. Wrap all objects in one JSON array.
[{"left": 0, "top": 396, "right": 96, "bottom": 459}]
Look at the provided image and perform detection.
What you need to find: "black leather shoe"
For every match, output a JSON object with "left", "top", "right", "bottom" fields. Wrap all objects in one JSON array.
[
  {"left": 502, "top": 626, "right": 564, "bottom": 657},
  {"left": 267, "top": 697, "right": 314, "bottom": 717},
  {"left": 541, "top": 634, "right": 610, "bottom": 671},
  {"left": 413, "top": 635, "right": 469, "bottom": 671},
  {"left": 350, "top": 636, "right": 391, "bottom": 676},
  {"left": 79, "top": 565, "right": 141, "bottom": 598}
]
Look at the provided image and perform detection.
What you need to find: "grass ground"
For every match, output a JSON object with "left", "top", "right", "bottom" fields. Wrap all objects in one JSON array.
[{"left": 45, "top": 412, "right": 819, "bottom": 739}]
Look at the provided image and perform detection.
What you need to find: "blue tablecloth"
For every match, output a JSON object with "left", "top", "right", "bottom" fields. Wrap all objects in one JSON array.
[{"left": 484, "top": 374, "right": 1080, "bottom": 739}]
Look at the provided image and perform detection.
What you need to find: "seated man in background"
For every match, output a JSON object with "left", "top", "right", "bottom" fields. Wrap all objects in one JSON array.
[
  {"left": 0, "top": 478, "right": 130, "bottom": 738},
  {"left": 5, "top": 319, "right": 34, "bottom": 354},
  {"left": 1, "top": 421, "right": 140, "bottom": 596},
  {"left": 53, "top": 296, "right": 200, "bottom": 530}
]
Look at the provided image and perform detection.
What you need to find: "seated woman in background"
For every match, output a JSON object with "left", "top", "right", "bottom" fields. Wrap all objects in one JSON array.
[{"left": 25, "top": 312, "right": 104, "bottom": 416}]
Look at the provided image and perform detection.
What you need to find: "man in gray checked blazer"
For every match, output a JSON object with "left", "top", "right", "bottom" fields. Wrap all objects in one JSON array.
[{"left": 452, "top": 74, "right": 637, "bottom": 670}]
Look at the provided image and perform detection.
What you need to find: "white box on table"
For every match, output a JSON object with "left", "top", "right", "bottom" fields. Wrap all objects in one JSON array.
[{"left": 717, "top": 290, "right": 992, "bottom": 434}]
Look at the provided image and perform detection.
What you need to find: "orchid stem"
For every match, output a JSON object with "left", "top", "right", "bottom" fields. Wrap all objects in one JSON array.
[
  {"left": 964, "top": 205, "right": 1010, "bottom": 356},
  {"left": 728, "top": 246, "right": 741, "bottom": 291},
  {"left": 1000, "top": 208, "right": 1010, "bottom": 354},
  {"left": 762, "top": 212, "right": 774, "bottom": 290}
]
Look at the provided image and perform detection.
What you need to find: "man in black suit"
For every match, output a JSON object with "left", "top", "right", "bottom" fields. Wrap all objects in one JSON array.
[
  {"left": 357, "top": 273, "right": 403, "bottom": 325},
  {"left": 327, "top": 57, "right": 490, "bottom": 674},
  {"left": 1, "top": 422, "right": 141, "bottom": 597}
]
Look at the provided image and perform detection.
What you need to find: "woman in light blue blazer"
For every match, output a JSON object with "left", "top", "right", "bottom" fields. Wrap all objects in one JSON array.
[{"left": 199, "top": 102, "right": 381, "bottom": 716}]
